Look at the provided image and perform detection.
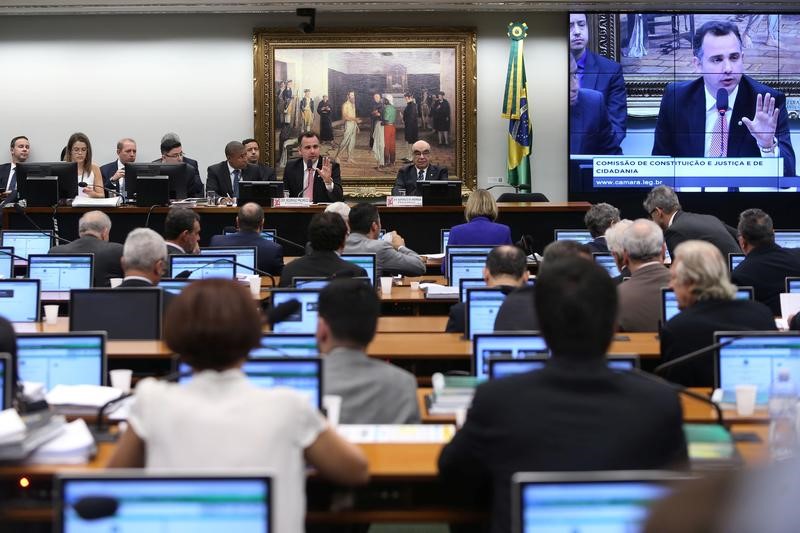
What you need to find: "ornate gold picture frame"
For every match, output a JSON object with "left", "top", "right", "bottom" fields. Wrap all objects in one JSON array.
[{"left": 254, "top": 27, "right": 477, "bottom": 197}]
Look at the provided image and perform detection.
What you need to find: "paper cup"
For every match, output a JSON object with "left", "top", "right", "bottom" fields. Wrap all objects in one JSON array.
[
  {"left": 247, "top": 274, "right": 261, "bottom": 297},
  {"left": 735, "top": 384, "right": 758, "bottom": 416},
  {"left": 43, "top": 304, "right": 59, "bottom": 325},
  {"left": 323, "top": 395, "right": 342, "bottom": 426},
  {"left": 109, "top": 278, "right": 123, "bottom": 288},
  {"left": 110, "top": 369, "right": 133, "bottom": 394},
  {"left": 380, "top": 277, "right": 393, "bottom": 295},
  {"left": 410, "top": 281, "right": 420, "bottom": 291}
]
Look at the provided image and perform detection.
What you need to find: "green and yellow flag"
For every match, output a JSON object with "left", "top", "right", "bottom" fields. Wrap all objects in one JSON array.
[{"left": 502, "top": 22, "right": 532, "bottom": 190}]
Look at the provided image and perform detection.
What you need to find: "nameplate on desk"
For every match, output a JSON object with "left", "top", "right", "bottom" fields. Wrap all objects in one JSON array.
[
  {"left": 272, "top": 198, "right": 312, "bottom": 208},
  {"left": 336, "top": 424, "right": 456, "bottom": 443},
  {"left": 386, "top": 196, "right": 423, "bottom": 207}
]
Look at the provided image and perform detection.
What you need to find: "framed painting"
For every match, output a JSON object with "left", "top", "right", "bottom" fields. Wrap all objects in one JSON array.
[{"left": 254, "top": 27, "right": 477, "bottom": 196}]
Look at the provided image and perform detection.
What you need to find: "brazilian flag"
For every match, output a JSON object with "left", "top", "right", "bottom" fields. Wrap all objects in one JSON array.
[{"left": 501, "top": 22, "right": 532, "bottom": 190}]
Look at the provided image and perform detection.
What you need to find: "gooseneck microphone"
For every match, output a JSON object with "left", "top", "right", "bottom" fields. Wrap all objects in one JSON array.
[
  {"left": 653, "top": 336, "right": 739, "bottom": 376},
  {"left": 73, "top": 496, "right": 120, "bottom": 520},
  {"left": 0, "top": 248, "right": 33, "bottom": 264},
  {"left": 716, "top": 88, "right": 729, "bottom": 117},
  {"left": 630, "top": 367, "right": 724, "bottom": 426},
  {"left": 78, "top": 181, "right": 123, "bottom": 198},
  {"left": 12, "top": 203, "right": 71, "bottom": 244},
  {"left": 174, "top": 256, "right": 276, "bottom": 286},
  {"left": 266, "top": 298, "right": 301, "bottom": 326}
]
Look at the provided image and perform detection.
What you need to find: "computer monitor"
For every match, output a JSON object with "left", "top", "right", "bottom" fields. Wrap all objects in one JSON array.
[
  {"left": 16, "top": 333, "right": 106, "bottom": 392},
  {"left": 70, "top": 288, "right": 162, "bottom": 340},
  {"left": 57, "top": 472, "right": 272, "bottom": 533},
  {"left": 459, "top": 278, "right": 535, "bottom": 303},
  {"left": 445, "top": 244, "right": 495, "bottom": 278},
  {"left": 511, "top": 471, "right": 689, "bottom": 533},
  {"left": 270, "top": 289, "right": 320, "bottom": 334},
  {"left": 292, "top": 277, "right": 329, "bottom": 289},
  {"left": 440, "top": 229, "right": 451, "bottom": 253},
  {"left": 224, "top": 228, "right": 276, "bottom": 242},
  {"left": 238, "top": 180, "right": 284, "bottom": 207},
  {"left": 251, "top": 333, "right": 319, "bottom": 357},
  {"left": 1, "top": 229, "right": 53, "bottom": 266},
  {"left": 340, "top": 254, "right": 377, "bottom": 286},
  {"left": 124, "top": 162, "right": 189, "bottom": 205},
  {"left": 418, "top": 180, "right": 461, "bottom": 206},
  {"left": 449, "top": 253, "right": 488, "bottom": 288},
  {"left": 158, "top": 278, "right": 193, "bottom": 295},
  {"left": 661, "top": 287, "right": 753, "bottom": 324},
  {"left": 465, "top": 287, "right": 507, "bottom": 340},
  {"left": 592, "top": 252, "right": 621, "bottom": 277},
  {"left": 787, "top": 277, "right": 800, "bottom": 294},
  {"left": 0, "top": 279, "right": 40, "bottom": 322},
  {"left": 553, "top": 229, "right": 593, "bottom": 244},
  {"left": 472, "top": 332, "right": 548, "bottom": 379},
  {"left": 27, "top": 254, "right": 94, "bottom": 296},
  {"left": 729, "top": 252, "right": 745, "bottom": 272},
  {"left": 0, "top": 247, "right": 13, "bottom": 279},
  {"left": 775, "top": 230, "right": 800, "bottom": 249},
  {"left": 488, "top": 355, "right": 639, "bottom": 379},
  {"left": 15, "top": 162, "right": 78, "bottom": 206},
  {"left": 0, "top": 354, "right": 11, "bottom": 410},
  {"left": 200, "top": 246, "right": 257, "bottom": 276},
  {"left": 169, "top": 254, "right": 237, "bottom": 280},
  {"left": 715, "top": 331, "right": 800, "bottom": 405}
]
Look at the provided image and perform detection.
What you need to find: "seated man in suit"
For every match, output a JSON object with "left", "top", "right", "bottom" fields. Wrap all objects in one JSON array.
[
  {"left": 119, "top": 228, "right": 168, "bottom": 287},
  {"left": 206, "top": 141, "right": 265, "bottom": 199},
  {"left": 569, "top": 53, "right": 622, "bottom": 156},
  {"left": 661, "top": 240, "right": 775, "bottom": 387},
  {"left": 242, "top": 138, "right": 276, "bottom": 181},
  {"left": 644, "top": 185, "right": 740, "bottom": 259},
  {"left": 159, "top": 138, "right": 205, "bottom": 198},
  {"left": 0, "top": 135, "right": 30, "bottom": 205},
  {"left": 446, "top": 245, "right": 528, "bottom": 334},
  {"left": 439, "top": 257, "right": 688, "bottom": 533},
  {"left": 163, "top": 207, "right": 201, "bottom": 255},
  {"left": 584, "top": 202, "right": 620, "bottom": 253},
  {"left": 617, "top": 219, "right": 671, "bottom": 332},
  {"left": 344, "top": 203, "right": 425, "bottom": 277},
  {"left": 282, "top": 132, "right": 343, "bottom": 203},
  {"left": 209, "top": 202, "right": 284, "bottom": 275},
  {"left": 319, "top": 278, "right": 420, "bottom": 424},
  {"left": 732, "top": 208, "right": 800, "bottom": 315},
  {"left": 391, "top": 140, "right": 448, "bottom": 196},
  {"left": 160, "top": 132, "right": 201, "bottom": 175},
  {"left": 100, "top": 138, "right": 137, "bottom": 198},
  {"left": 48, "top": 210, "right": 123, "bottom": 287},
  {"left": 278, "top": 212, "right": 367, "bottom": 287},
  {"left": 604, "top": 218, "right": 633, "bottom": 284}
]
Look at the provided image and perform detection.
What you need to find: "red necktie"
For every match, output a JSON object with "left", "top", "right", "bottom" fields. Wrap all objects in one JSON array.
[{"left": 709, "top": 113, "right": 728, "bottom": 157}]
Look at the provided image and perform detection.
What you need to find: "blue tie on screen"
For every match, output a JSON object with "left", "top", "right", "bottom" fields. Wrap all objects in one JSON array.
[
  {"left": 418, "top": 169, "right": 424, "bottom": 181},
  {"left": 233, "top": 169, "right": 241, "bottom": 197}
]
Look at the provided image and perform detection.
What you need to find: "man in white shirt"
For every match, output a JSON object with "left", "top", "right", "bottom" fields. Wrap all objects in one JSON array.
[
  {"left": 0, "top": 135, "right": 29, "bottom": 204},
  {"left": 100, "top": 138, "right": 137, "bottom": 199}
]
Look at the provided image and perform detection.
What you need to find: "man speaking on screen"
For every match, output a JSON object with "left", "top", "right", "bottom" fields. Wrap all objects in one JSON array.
[{"left": 652, "top": 20, "right": 795, "bottom": 179}]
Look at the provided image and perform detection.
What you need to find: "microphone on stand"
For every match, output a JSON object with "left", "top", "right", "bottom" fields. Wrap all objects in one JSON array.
[
  {"left": 484, "top": 183, "right": 531, "bottom": 193},
  {"left": 654, "top": 337, "right": 739, "bottom": 376},
  {"left": 78, "top": 181, "right": 124, "bottom": 200},
  {"left": 629, "top": 368, "right": 724, "bottom": 426},
  {"left": 174, "top": 256, "right": 276, "bottom": 286}
]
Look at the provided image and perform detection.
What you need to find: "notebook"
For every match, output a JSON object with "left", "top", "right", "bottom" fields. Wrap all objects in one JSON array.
[
  {"left": 28, "top": 254, "right": 93, "bottom": 298},
  {"left": 449, "top": 253, "right": 489, "bottom": 288},
  {"left": 465, "top": 287, "right": 508, "bottom": 340},
  {"left": 592, "top": 252, "right": 621, "bottom": 277},
  {"left": 270, "top": 289, "right": 320, "bottom": 334},
  {"left": 0, "top": 279, "right": 40, "bottom": 322},
  {"left": 200, "top": 246, "right": 257, "bottom": 275},
  {"left": 16, "top": 333, "right": 106, "bottom": 392},
  {"left": 775, "top": 230, "right": 800, "bottom": 249},
  {"left": 459, "top": 278, "right": 536, "bottom": 303},
  {"left": 472, "top": 332, "right": 549, "bottom": 379},
  {"left": 728, "top": 252, "right": 745, "bottom": 272},
  {"left": 0, "top": 229, "right": 53, "bottom": 266},
  {"left": 70, "top": 288, "right": 162, "bottom": 340},
  {"left": 340, "top": 254, "right": 376, "bottom": 286},
  {"left": 0, "top": 246, "right": 14, "bottom": 279},
  {"left": 553, "top": 229, "right": 593, "bottom": 244},
  {"left": 169, "top": 254, "right": 237, "bottom": 279}
]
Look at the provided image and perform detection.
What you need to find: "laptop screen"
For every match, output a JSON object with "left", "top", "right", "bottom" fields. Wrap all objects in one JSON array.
[
  {"left": 465, "top": 288, "right": 508, "bottom": 340},
  {"left": 0, "top": 279, "right": 40, "bottom": 322},
  {"left": 270, "top": 289, "right": 320, "bottom": 334},
  {"left": 440, "top": 229, "right": 450, "bottom": 253},
  {"left": 662, "top": 287, "right": 753, "bottom": 323},
  {"left": 169, "top": 255, "right": 236, "bottom": 280},
  {"left": 445, "top": 245, "right": 495, "bottom": 277},
  {"left": 251, "top": 334, "right": 319, "bottom": 357},
  {"left": 340, "top": 254, "right": 376, "bottom": 286},
  {"left": 554, "top": 229, "right": 593, "bottom": 243},
  {"left": 0, "top": 354, "right": 10, "bottom": 410},
  {"left": 158, "top": 278, "right": 192, "bottom": 295},
  {"left": 225, "top": 228, "right": 276, "bottom": 242},
  {"left": 16, "top": 333, "right": 105, "bottom": 392},
  {"left": 200, "top": 247, "right": 257, "bottom": 275},
  {"left": 592, "top": 253, "right": 621, "bottom": 277},
  {"left": 292, "top": 277, "right": 329, "bottom": 289},
  {"left": 28, "top": 254, "right": 93, "bottom": 292},
  {"left": 728, "top": 253, "right": 745, "bottom": 272},
  {"left": 488, "top": 355, "right": 637, "bottom": 379},
  {"left": 70, "top": 289, "right": 162, "bottom": 340},
  {"left": 775, "top": 230, "right": 800, "bottom": 249},
  {"left": 1, "top": 230, "right": 53, "bottom": 265},
  {"left": 58, "top": 474, "right": 272, "bottom": 533},
  {"left": 449, "top": 254, "right": 488, "bottom": 288},
  {"left": 787, "top": 278, "right": 800, "bottom": 294},
  {"left": 472, "top": 333, "right": 548, "bottom": 378},
  {"left": 0, "top": 247, "right": 13, "bottom": 279}
]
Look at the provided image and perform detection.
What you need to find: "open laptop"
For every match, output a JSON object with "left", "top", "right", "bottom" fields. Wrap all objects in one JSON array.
[
  {"left": 715, "top": 331, "right": 800, "bottom": 405},
  {"left": 487, "top": 354, "right": 639, "bottom": 379},
  {"left": 592, "top": 252, "right": 621, "bottom": 277},
  {"left": 472, "top": 332, "right": 549, "bottom": 379},
  {"left": 553, "top": 229, "right": 593, "bottom": 244},
  {"left": 270, "top": 288, "right": 320, "bottom": 334},
  {"left": 292, "top": 277, "right": 329, "bottom": 289},
  {"left": 444, "top": 244, "right": 495, "bottom": 277},
  {"left": 57, "top": 472, "right": 272, "bottom": 532},
  {"left": 440, "top": 229, "right": 451, "bottom": 253},
  {"left": 0, "top": 278, "right": 40, "bottom": 322},
  {"left": 0, "top": 354, "right": 12, "bottom": 410},
  {"left": 251, "top": 333, "right": 319, "bottom": 357},
  {"left": 728, "top": 252, "right": 745, "bottom": 272},
  {"left": 661, "top": 286, "right": 753, "bottom": 324},
  {"left": 169, "top": 254, "right": 237, "bottom": 279},
  {"left": 200, "top": 246, "right": 257, "bottom": 275},
  {"left": 70, "top": 288, "right": 162, "bottom": 340},
  {"left": 224, "top": 228, "right": 277, "bottom": 242},
  {"left": 340, "top": 254, "right": 377, "bottom": 286},
  {"left": 16, "top": 332, "right": 106, "bottom": 392},
  {"left": 0, "top": 229, "right": 53, "bottom": 266},
  {"left": 0, "top": 246, "right": 14, "bottom": 279},
  {"left": 158, "top": 278, "right": 192, "bottom": 295},
  {"left": 28, "top": 254, "right": 93, "bottom": 299},
  {"left": 449, "top": 253, "right": 489, "bottom": 287},
  {"left": 775, "top": 230, "right": 800, "bottom": 249},
  {"left": 786, "top": 277, "right": 800, "bottom": 294},
  {"left": 511, "top": 471, "right": 690, "bottom": 533},
  {"left": 465, "top": 287, "right": 508, "bottom": 340},
  {"left": 459, "top": 278, "right": 536, "bottom": 303}
]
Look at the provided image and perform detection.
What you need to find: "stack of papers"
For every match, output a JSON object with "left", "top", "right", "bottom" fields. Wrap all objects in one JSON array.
[
  {"left": 26, "top": 418, "right": 96, "bottom": 465},
  {"left": 337, "top": 424, "right": 456, "bottom": 443},
  {"left": 0, "top": 409, "right": 67, "bottom": 461},
  {"left": 71, "top": 196, "right": 122, "bottom": 207},
  {"left": 427, "top": 375, "right": 480, "bottom": 415},
  {"left": 46, "top": 385, "right": 123, "bottom": 416},
  {"left": 421, "top": 283, "right": 459, "bottom": 299},
  {"left": 0, "top": 409, "right": 26, "bottom": 446}
]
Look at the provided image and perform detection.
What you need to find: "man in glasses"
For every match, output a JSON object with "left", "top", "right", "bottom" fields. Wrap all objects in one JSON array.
[
  {"left": 391, "top": 140, "right": 448, "bottom": 196},
  {"left": 159, "top": 138, "right": 205, "bottom": 198}
]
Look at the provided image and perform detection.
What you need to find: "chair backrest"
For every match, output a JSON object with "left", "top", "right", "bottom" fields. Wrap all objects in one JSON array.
[{"left": 497, "top": 192, "right": 549, "bottom": 203}]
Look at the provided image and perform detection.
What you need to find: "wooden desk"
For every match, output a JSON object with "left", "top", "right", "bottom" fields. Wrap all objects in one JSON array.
[{"left": 377, "top": 316, "right": 448, "bottom": 333}]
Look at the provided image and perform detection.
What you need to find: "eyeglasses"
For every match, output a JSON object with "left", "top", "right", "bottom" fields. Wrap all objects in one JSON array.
[
  {"left": 165, "top": 152, "right": 184, "bottom": 159},
  {"left": 413, "top": 150, "right": 431, "bottom": 157}
]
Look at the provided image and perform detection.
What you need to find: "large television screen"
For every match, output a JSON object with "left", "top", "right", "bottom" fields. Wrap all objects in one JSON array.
[{"left": 569, "top": 13, "right": 800, "bottom": 195}]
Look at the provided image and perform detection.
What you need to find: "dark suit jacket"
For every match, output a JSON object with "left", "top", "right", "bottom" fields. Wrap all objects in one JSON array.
[
  {"left": 617, "top": 263, "right": 671, "bottom": 332},
  {"left": 278, "top": 251, "right": 366, "bottom": 287},
  {"left": 569, "top": 89, "right": 622, "bottom": 155},
  {"left": 493, "top": 286, "right": 539, "bottom": 332},
  {"left": 438, "top": 356, "right": 689, "bottom": 533},
  {"left": 255, "top": 163, "right": 276, "bottom": 182},
  {"left": 209, "top": 231, "right": 284, "bottom": 276},
  {"left": 392, "top": 164, "right": 448, "bottom": 196},
  {"left": 184, "top": 162, "right": 204, "bottom": 198},
  {"left": 731, "top": 243, "right": 800, "bottom": 315},
  {"left": 282, "top": 158, "right": 343, "bottom": 203},
  {"left": 582, "top": 50, "right": 628, "bottom": 146},
  {"left": 586, "top": 236, "right": 609, "bottom": 253},
  {"left": 0, "top": 163, "right": 18, "bottom": 204},
  {"left": 166, "top": 242, "right": 186, "bottom": 255},
  {"left": 661, "top": 298, "right": 776, "bottom": 387},
  {"left": 48, "top": 236, "right": 123, "bottom": 287},
  {"left": 665, "top": 210, "right": 741, "bottom": 259},
  {"left": 118, "top": 277, "right": 174, "bottom": 309},
  {"left": 206, "top": 162, "right": 264, "bottom": 197},
  {"left": 100, "top": 160, "right": 119, "bottom": 192},
  {"left": 653, "top": 75, "right": 796, "bottom": 178}
]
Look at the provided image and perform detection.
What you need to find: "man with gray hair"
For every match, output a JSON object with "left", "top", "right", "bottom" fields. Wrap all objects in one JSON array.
[
  {"left": 119, "top": 228, "right": 168, "bottom": 288},
  {"left": 206, "top": 141, "right": 265, "bottom": 198},
  {"left": 48, "top": 210, "right": 123, "bottom": 287},
  {"left": 616, "top": 219, "right": 670, "bottom": 332},
  {"left": 584, "top": 202, "right": 620, "bottom": 253},
  {"left": 643, "top": 185, "right": 740, "bottom": 258},
  {"left": 605, "top": 218, "right": 633, "bottom": 283}
]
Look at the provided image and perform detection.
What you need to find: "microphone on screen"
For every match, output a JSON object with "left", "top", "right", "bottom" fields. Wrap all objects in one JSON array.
[
  {"left": 715, "top": 88, "right": 729, "bottom": 116},
  {"left": 267, "top": 298, "right": 302, "bottom": 326},
  {"left": 72, "top": 496, "right": 120, "bottom": 520}
]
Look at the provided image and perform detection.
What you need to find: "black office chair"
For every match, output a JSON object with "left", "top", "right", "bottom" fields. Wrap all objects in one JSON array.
[{"left": 497, "top": 192, "right": 549, "bottom": 203}]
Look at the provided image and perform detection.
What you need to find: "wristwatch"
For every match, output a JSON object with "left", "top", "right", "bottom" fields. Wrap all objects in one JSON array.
[{"left": 759, "top": 137, "right": 778, "bottom": 153}]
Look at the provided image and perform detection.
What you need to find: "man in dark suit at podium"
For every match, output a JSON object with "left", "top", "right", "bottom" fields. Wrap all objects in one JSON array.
[
  {"left": 206, "top": 141, "right": 265, "bottom": 198},
  {"left": 391, "top": 140, "right": 448, "bottom": 196},
  {"left": 0, "top": 135, "right": 30, "bottom": 205},
  {"left": 282, "top": 132, "right": 343, "bottom": 203},
  {"left": 100, "top": 138, "right": 137, "bottom": 198}
]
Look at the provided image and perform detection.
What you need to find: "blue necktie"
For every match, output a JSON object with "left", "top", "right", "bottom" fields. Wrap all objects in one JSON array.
[
  {"left": 418, "top": 169, "right": 425, "bottom": 181},
  {"left": 233, "top": 169, "right": 241, "bottom": 197}
]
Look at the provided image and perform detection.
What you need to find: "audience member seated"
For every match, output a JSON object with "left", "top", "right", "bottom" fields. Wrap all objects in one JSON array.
[
  {"left": 319, "top": 279, "right": 420, "bottom": 424},
  {"left": 163, "top": 207, "right": 201, "bottom": 255},
  {"left": 584, "top": 202, "right": 620, "bottom": 253},
  {"left": 209, "top": 202, "right": 284, "bottom": 275},
  {"left": 279, "top": 212, "right": 368, "bottom": 287},
  {"left": 447, "top": 189, "right": 512, "bottom": 247},
  {"left": 48, "top": 210, "right": 123, "bottom": 287},
  {"left": 344, "top": 203, "right": 425, "bottom": 277},
  {"left": 493, "top": 240, "right": 592, "bottom": 331},
  {"left": 617, "top": 219, "right": 670, "bottom": 332},
  {"left": 661, "top": 240, "right": 775, "bottom": 387},
  {"left": 107, "top": 279, "right": 369, "bottom": 531},
  {"left": 731, "top": 208, "right": 800, "bottom": 315},
  {"left": 438, "top": 257, "right": 689, "bottom": 533},
  {"left": 644, "top": 185, "right": 740, "bottom": 259},
  {"left": 446, "top": 245, "right": 528, "bottom": 334},
  {"left": 604, "top": 218, "right": 633, "bottom": 284}
]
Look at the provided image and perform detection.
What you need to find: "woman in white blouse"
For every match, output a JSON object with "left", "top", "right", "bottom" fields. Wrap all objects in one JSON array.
[
  {"left": 64, "top": 132, "right": 104, "bottom": 198},
  {"left": 108, "top": 278, "right": 369, "bottom": 531}
]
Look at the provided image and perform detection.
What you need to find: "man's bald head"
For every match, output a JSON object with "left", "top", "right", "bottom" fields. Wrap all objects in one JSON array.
[
  {"left": 78, "top": 210, "right": 112, "bottom": 241},
  {"left": 412, "top": 140, "right": 432, "bottom": 170},
  {"left": 237, "top": 202, "right": 264, "bottom": 232}
]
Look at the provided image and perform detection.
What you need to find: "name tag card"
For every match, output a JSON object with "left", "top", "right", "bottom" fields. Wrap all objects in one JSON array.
[
  {"left": 272, "top": 197, "right": 312, "bottom": 208},
  {"left": 386, "top": 196, "right": 423, "bottom": 207}
]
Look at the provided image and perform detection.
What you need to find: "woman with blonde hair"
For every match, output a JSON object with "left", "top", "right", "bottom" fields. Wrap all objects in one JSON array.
[
  {"left": 447, "top": 189, "right": 513, "bottom": 246},
  {"left": 65, "top": 132, "right": 104, "bottom": 198}
]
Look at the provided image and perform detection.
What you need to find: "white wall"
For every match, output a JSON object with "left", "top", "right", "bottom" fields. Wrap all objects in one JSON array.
[{"left": 0, "top": 12, "right": 567, "bottom": 200}]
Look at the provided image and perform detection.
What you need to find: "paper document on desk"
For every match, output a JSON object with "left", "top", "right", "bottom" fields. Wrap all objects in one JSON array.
[
  {"left": 0, "top": 408, "right": 26, "bottom": 445},
  {"left": 46, "top": 385, "right": 123, "bottom": 415},
  {"left": 337, "top": 424, "right": 456, "bottom": 443},
  {"left": 421, "top": 284, "right": 458, "bottom": 299},
  {"left": 71, "top": 196, "right": 122, "bottom": 207},
  {"left": 26, "top": 418, "right": 96, "bottom": 465}
]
